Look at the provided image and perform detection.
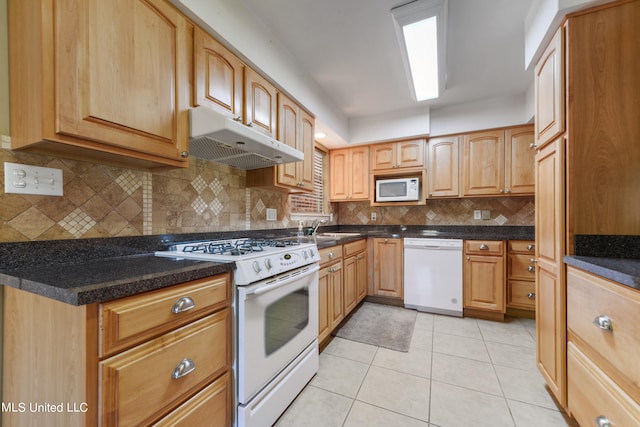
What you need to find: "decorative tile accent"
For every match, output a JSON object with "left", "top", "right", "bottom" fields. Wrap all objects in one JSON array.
[
  {"left": 426, "top": 210, "right": 437, "bottom": 220},
  {"left": 142, "top": 172, "right": 152, "bottom": 235},
  {"left": 191, "top": 196, "right": 208, "bottom": 215},
  {"left": 191, "top": 175, "right": 208, "bottom": 194},
  {"left": 209, "top": 178, "right": 224, "bottom": 195},
  {"left": 115, "top": 170, "right": 141, "bottom": 195},
  {"left": 494, "top": 215, "right": 508, "bottom": 225},
  {"left": 255, "top": 199, "right": 266, "bottom": 213},
  {"left": 357, "top": 212, "right": 369, "bottom": 224},
  {"left": 59, "top": 208, "right": 97, "bottom": 238},
  {"left": 210, "top": 199, "right": 224, "bottom": 216}
]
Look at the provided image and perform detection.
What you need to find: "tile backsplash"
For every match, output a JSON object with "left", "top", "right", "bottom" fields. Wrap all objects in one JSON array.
[{"left": 1, "top": 148, "right": 533, "bottom": 242}]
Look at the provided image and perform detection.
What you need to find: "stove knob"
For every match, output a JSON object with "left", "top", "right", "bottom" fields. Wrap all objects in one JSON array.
[
  {"left": 309, "top": 248, "right": 315, "bottom": 258},
  {"left": 265, "top": 258, "right": 273, "bottom": 270},
  {"left": 252, "top": 261, "right": 262, "bottom": 273},
  {"left": 302, "top": 250, "right": 309, "bottom": 259}
]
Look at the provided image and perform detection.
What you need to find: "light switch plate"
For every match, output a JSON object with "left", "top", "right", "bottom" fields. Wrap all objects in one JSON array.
[
  {"left": 4, "top": 162, "right": 63, "bottom": 196},
  {"left": 473, "top": 210, "right": 481, "bottom": 220},
  {"left": 266, "top": 208, "right": 277, "bottom": 221}
]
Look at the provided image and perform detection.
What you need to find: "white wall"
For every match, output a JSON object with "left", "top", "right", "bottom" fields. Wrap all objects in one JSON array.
[{"left": 429, "top": 94, "right": 532, "bottom": 137}]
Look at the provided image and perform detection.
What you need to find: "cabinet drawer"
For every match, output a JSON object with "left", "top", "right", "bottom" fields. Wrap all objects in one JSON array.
[
  {"left": 100, "top": 310, "right": 231, "bottom": 426},
  {"left": 343, "top": 239, "right": 366, "bottom": 257},
  {"left": 507, "top": 280, "right": 535, "bottom": 310},
  {"left": 465, "top": 240, "right": 504, "bottom": 255},
  {"left": 153, "top": 372, "right": 232, "bottom": 427},
  {"left": 508, "top": 254, "right": 536, "bottom": 279},
  {"left": 99, "top": 274, "right": 230, "bottom": 357},
  {"left": 508, "top": 240, "right": 535, "bottom": 253},
  {"left": 319, "top": 246, "right": 342, "bottom": 267},
  {"left": 567, "top": 267, "right": 640, "bottom": 398},
  {"left": 568, "top": 342, "right": 640, "bottom": 427}
]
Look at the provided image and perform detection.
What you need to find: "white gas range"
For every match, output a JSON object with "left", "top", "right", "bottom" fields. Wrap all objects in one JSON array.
[{"left": 156, "top": 237, "right": 320, "bottom": 427}]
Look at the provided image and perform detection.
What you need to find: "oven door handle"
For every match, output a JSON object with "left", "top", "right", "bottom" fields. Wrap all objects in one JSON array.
[{"left": 245, "top": 264, "right": 320, "bottom": 297}]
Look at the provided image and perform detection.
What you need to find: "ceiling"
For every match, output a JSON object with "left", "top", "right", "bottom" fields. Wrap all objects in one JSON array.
[{"left": 240, "top": 0, "right": 535, "bottom": 142}]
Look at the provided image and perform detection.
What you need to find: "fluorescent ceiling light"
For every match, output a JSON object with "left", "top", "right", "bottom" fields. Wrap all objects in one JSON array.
[
  {"left": 392, "top": 0, "right": 447, "bottom": 101},
  {"left": 314, "top": 132, "right": 327, "bottom": 139}
]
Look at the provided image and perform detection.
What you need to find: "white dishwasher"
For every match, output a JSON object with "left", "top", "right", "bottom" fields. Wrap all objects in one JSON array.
[{"left": 403, "top": 238, "right": 463, "bottom": 317}]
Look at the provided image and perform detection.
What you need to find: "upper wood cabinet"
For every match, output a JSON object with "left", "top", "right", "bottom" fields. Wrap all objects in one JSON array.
[
  {"left": 534, "top": 27, "right": 565, "bottom": 150},
  {"left": 427, "top": 135, "right": 460, "bottom": 198},
  {"left": 194, "top": 27, "right": 244, "bottom": 120},
  {"left": 329, "top": 146, "right": 370, "bottom": 201},
  {"left": 9, "top": 0, "right": 192, "bottom": 169},
  {"left": 370, "top": 139, "right": 425, "bottom": 171},
  {"left": 462, "top": 130, "right": 505, "bottom": 196},
  {"left": 244, "top": 67, "right": 277, "bottom": 138},
  {"left": 505, "top": 125, "right": 536, "bottom": 195},
  {"left": 462, "top": 126, "right": 535, "bottom": 197},
  {"left": 246, "top": 94, "right": 315, "bottom": 192}
]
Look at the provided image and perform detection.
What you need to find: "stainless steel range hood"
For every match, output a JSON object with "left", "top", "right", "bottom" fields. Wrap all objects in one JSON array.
[{"left": 188, "top": 106, "right": 303, "bottom": 170}]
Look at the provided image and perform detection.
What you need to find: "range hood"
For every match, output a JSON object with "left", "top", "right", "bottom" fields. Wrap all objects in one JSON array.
[{"left": 188, "top": 106, "right": 304, "bottom": 170}]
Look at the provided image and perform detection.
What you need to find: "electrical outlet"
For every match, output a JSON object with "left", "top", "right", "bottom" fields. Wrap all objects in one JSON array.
[
  {"left": 371, "top": 212, "right": 377, "bottom": 221},
  {"left": 481, "top": 210, "right": 491, "bottom": 220},
  {"left": 473, "top": 210, "right": 481, "bottom": 220},
  {"left": 266, "top": 208, "right": 277, "bottom": 221},
  {"left": 4, "top": 162, "right": 63, "bottom": 196}
]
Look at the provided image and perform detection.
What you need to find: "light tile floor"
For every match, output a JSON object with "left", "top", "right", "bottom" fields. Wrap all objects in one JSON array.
[{"left": 275, "top": 311, "right": 579, "bottom": 427}]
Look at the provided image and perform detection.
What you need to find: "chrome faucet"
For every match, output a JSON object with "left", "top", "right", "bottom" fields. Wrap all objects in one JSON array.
[{"left": 311, "top": 219, "right": 326, "bottom": 235}]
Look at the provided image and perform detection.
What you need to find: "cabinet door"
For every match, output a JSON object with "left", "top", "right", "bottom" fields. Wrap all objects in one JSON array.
[
  {"left": 373, "top": 239, "right": 403, "bottom": 299},
  {"left": 55, "top": 0, "right": 190, "bottom": 162},
  {"left": 356, "top": 251, "right": 368, "bottom": 303},
  {"left": 318, "top": 266, "right": 331, "bottom": 343},
  {"left": 535, "top": 137, "right": 567, "bottom": 408},
  {"left": 505, "top": 126, "right": 535, "bottom": 195},
  {"left": 244, "top": 67, "right": 277, "bottom": 138},
  {"left": 463, "top": 255, "right": 505, "bottom": 313},
  {"left": 329, "top": 149, "right": 350, "bottom": 200},
  {"left": 370, "top": 143, "right": 396, "bottom": 170},
  {"left": 397, "top": 140, "right": 425, "bottom": 168},
  {"left": 329, "top": 263, "right": 344, "bottom": 330},
  {"left": 343, "top": 255, "right": 358, "bottom": 315},
  {"left": 298, "top": 109, "right": 316, "bottom": 190},
  {"left": 276, "top": 93, "right": 300, "bottom": 188},
  {"left": 194, "top": 28, "right": 244, "bottom": 120},
  {"left": 350, "top": 146, "right": 370, "bottom": 200},
  {"left": 535, "top": 27, "right": 565, "bottom": 150},
  {"left": 462, "top": 130, "right": 505, "bottom": 196},
  {"left": 428, "top": 136, "right": 460, "bottom": 198}
]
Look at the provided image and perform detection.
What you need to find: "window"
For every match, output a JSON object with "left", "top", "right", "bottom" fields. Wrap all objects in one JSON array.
[{"left": 290, "top": 147, "right": 327, "bottom": 213}]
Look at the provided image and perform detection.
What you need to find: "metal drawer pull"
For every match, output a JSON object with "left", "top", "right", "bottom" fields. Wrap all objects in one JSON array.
[
  {"left": 594, "top": 416, "right": 611, "bottom": 427},
  {"left": 593, "top": 315, "right": 613, "bottom": 332},
  {"left": 527, "top": 244, "right": 535, "bottom": 251},
  {"left": 527, "top": 292, "right": 536, "bottom": 299},
  {"left": 172, "top": 296, "right": 195, "bottom": 314},
  {"left": 479, "top": 244, "right": 489, "bottom": 250},
  {"left": 528, "top": 266, "right": 535, "bottom": 272},
  {"left": 172, "top": 358, "right": 196, "bottom": 379}
]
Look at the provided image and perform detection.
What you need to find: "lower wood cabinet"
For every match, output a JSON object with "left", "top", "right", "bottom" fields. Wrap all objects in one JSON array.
[
  {"left": 372, "top": 238, "right": 403, "bottom": 299},
  {"left": 343, "top": 239, "right": 367, "bottom": 314},
  {"left": 463, "top": 240, "right": 506, "bottom": 320},
  {"left": 2, "top": 273, "right": 232, "bottom": 427},
  {"left": 566, "top": 266, "right": 640, "bottom": 426},
  {"left": 318, "top": 246, "right": 344, "bottom": 343},
  {"left": 506, "top": 240, "right": 536, "bottom": 313}
]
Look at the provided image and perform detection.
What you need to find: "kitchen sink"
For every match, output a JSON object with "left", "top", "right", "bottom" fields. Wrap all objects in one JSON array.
[{"left": 317, "top": 232, "right": 362, "bottom": 237}]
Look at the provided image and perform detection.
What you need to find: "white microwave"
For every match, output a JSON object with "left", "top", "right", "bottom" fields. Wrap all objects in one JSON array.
[{"left": 375, "top": 177, "right": 420, "bottom": 202}]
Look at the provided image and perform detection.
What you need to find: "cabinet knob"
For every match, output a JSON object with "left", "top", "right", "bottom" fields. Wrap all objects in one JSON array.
[
  {"left": 479, "top": 244, "right": 489, "bottom": 250},
  {"left": 499, "top": 189, "right": 504, "bottom": 193},
  {"left": 527, "top": 292, "right": 536, "bottom": 299},
  {"left": 528, "top": 266, "right": 535, "bottom": 273},
  {"left": 530, "top": 258, "right": 537, "bottom": 263},
  {"left": 172, "top": 358, "right": 196, "bottom": 379},
  {"left": 180, "top": 151, "right": 189, "bottom": 158},
  {"left": 530, "top": 142, "right": 538, "bottom": 149},
  {"left": 527, "top": 244, "right": 535, "bottom": 251},
  {"left": 466, "top": 256, "right": 471, "bottom": 260},
  {"left": 594, "top": 416, "right": 611, "bottom": 427},
  {"left": 328, "top": 252, "right": 334, "bottom": 259},
  {"left": 593, "top": 315, "right": 613, "bottom": 332},
  {"left": 172, "top": 296, "right": 195, "bottom": 314},
  {"left": 505, "top": 189, "right": 511, "bottom": 193}
]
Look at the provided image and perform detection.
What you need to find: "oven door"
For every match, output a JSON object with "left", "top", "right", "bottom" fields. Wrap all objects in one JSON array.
[{"left": 236, "top": 263, "right": 319, "bottom": 404}]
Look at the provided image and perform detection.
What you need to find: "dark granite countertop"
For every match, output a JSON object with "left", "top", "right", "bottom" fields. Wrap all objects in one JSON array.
[
  {"left": 564, "top": 256, "right": 640, "bottom": 290},
  {"left": 564, "top": 234, "right": 640, "bottom": 291},
  {"left": 0, "top": 225, "right": 533, "bottom": 305}
]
